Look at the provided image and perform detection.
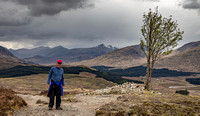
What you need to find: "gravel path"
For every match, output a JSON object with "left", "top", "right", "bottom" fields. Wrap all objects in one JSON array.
[{"left": 14, "top": 94, "right": 120, "bottom": 116}]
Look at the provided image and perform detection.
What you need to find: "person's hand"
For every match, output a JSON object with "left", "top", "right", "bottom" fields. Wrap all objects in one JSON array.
[
  {"left": 62, "top": 86, "right": 65, "bottom": 89},
  {"left": 47, "top": 84, "right": 50, "bottom": 89}
]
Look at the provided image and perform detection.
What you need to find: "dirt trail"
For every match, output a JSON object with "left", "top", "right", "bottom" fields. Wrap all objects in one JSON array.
[{"left": 14, "top": 94, "right": 121, "bottom": 116}]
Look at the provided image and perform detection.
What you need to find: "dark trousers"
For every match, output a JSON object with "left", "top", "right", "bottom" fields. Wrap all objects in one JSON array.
[
  {"left": 48, "top": 84, "right": 62, "bottom": 108},
  {"left": 49, "top": 94, "right": 61, "bottom": 108}
]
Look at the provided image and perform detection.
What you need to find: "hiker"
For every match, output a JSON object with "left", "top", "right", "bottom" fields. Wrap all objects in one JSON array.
[{"left": 47, "top": 59, "right": 65, "bottom": 110}]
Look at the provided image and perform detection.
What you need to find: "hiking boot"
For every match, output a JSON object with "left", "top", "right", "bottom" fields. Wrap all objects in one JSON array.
[
  {"left": 49, "top": 107, "right": 53, "bottom": 110},
  {"left": 56, "top": 107, "right": 63, "bottom": 110}
]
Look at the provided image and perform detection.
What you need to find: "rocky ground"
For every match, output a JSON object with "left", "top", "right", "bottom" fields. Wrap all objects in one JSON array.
[
  {"left": 13, "top": 82, "right": 144, "bottom": 116},
  {"left": 5, "top": 82, "right": 200, "bottom": 116}
]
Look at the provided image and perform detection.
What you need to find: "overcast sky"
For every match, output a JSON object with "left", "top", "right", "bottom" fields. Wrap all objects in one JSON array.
[{"left": 0, "top": 0, "right": 199, "bottom": 49}]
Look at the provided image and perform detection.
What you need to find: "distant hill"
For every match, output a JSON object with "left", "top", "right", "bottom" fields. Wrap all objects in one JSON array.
[
  {"left": 69, "top": 45, "right": 146, "bottom": 68},
  {"left": 155, "top": 46, "right": 200, "bottom": 72},
  {"left": 9, "top": 44, "right": 117, "bottom": 65},
  {"left": 23, "top": 55, "right": 53, "bottom": 65},
  {"left": 9, "top": 46, "right": 51, "bottom": 59},
  {"left": 0, "top": 46, "right": 35, "bottom": 69},
  {"left": 176, "top": 41, "right": 200, "bottom": 53}
]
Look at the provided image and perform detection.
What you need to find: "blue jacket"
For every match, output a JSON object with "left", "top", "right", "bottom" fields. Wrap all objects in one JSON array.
[{"left": 47, "top": 66, "right": 65, "bottom": 86}]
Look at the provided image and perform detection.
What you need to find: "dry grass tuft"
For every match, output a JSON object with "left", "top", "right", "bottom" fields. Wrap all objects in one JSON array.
[{"left": 0, "top": 87, "right": 27, "bottom": 116}]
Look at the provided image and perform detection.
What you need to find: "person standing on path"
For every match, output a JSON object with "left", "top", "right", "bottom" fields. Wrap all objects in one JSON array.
[{"left": 47, "top": 59, "right": 65, "bottom": 110}]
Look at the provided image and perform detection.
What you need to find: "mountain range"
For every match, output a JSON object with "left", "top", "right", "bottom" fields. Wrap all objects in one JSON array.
[
  {"left": 8, "top": 44, "right": 117, "bottom": 65},
  {"left": 1, "top": 41, "right": 200, "bottom": 72},
  {"left": 69, "top": 45, "right": 146, "bottom": 68},
  {"left": 70, "top": 41, "right": 200, "bottom": 72}
]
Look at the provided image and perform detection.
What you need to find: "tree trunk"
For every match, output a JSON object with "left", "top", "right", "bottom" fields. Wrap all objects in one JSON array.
[
  {"left": 145, "top": 78, "right": 150, "bottom": 90},
  {"left": 149, "top": 60, "right": 155, "bottom": 90},
  {"left": 145, "top": 57, "right": 151, "bottom": 90}
]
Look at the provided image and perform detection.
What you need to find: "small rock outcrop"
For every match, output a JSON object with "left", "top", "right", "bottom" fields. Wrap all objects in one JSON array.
[{"left": 82, "top": 82, "right": 145, "bottom": 95}]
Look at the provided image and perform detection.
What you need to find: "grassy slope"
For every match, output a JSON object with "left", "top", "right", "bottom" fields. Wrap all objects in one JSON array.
[
  {"left": 96, "top": 91, "right": 200, "bottom": 115},
  {"left": 0, "top": 74, "right": 117, "bottom": 94}
]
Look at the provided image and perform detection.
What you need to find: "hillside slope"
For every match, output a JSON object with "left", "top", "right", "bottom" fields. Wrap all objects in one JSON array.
[
  {"left": 0, "top": 46, "right": 34, "bottom": 69},
  {"left": 155, "top": 46, "right": 200, "bottom": 72},
  {"left": 176, "top": 41, "right": 200, "bottom": 53}
]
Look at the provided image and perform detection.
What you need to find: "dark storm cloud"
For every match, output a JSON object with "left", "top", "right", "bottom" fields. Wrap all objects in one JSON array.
[
  {"left": 0, "top": 0, "right": 95, "bottom": 41},
  {"left": 0, "top": 19, "right": 30, "bottom": 26},
  {"left": 0, "top": 13, "right": 31, "bottom": 26},
  {"left": 11, "top": 0, "right": 94, "bottom": 16},
  {"left": 182, "top": 0, "right": 200, "bottom": 9},
  {"left": 0, "top": 1, "right": 31, "bottom": 26}
]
